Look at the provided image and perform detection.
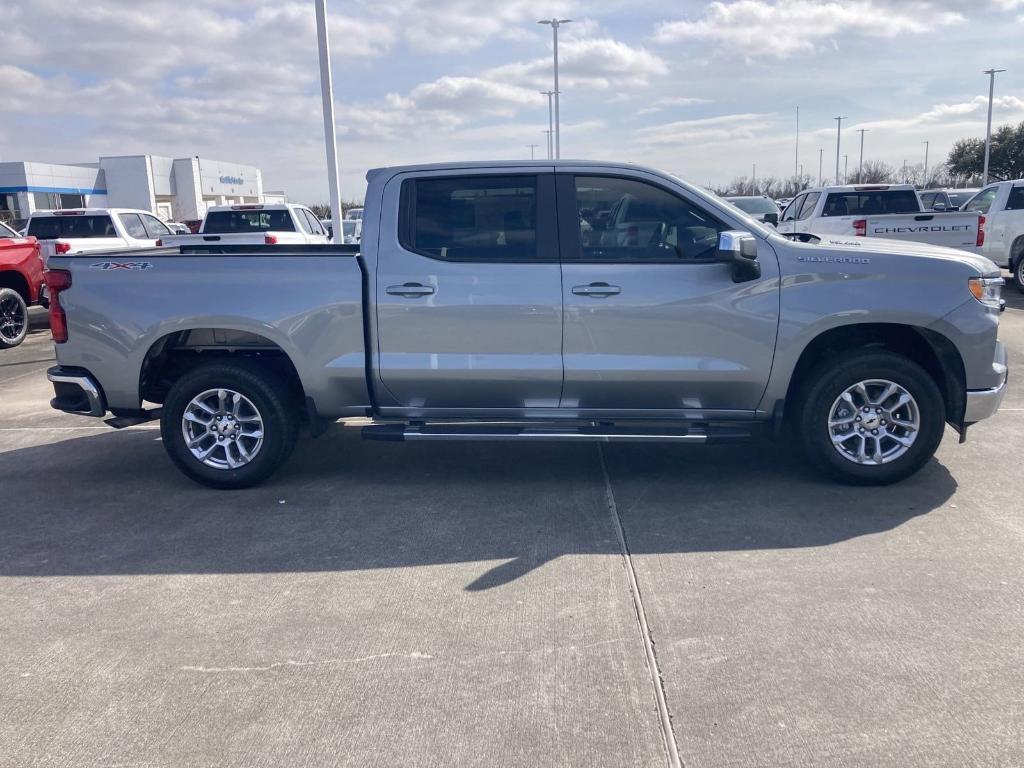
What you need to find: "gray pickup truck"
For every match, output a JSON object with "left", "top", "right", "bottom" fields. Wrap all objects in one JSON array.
[{"left": 44, "top": 161, "right": 1008, "bottom": 488}]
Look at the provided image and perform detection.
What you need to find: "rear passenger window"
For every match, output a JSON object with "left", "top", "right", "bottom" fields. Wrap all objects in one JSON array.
[
  {"left": 1006, "top": 187, "right": 1024, "bottom": 211},
  {"left": 28, "top": 215, "right": 116, "bottom": 239},
  {"left": 821, "top": 190, "right": 919, "bottom": 216},
  {"left": 119, "top": 213, "right": 148, "bottom": 239},
  {"left": 401, "top": 176, "right": 538, "bottom": 261}
]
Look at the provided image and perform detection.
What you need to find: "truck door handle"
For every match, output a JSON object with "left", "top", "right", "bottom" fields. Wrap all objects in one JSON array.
[
  {"left": 572, "top": 282, "right": 621, "bottom": 298},
  {"left": 386, "top": 282, "right": 435, "bottom": 298}
]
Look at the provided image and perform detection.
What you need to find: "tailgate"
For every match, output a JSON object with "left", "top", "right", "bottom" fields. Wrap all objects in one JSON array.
[{"left": 864, "top": 212, "right": 981, "bottom": 251}]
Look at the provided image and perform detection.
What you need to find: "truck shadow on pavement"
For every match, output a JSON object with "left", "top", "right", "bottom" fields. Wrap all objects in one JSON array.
[{"left": 0, "top": 425, "right": 957, "bottom": 589}]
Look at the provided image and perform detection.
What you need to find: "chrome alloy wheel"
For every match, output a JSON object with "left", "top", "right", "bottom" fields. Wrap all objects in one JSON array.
[
  {"left": 827, "top": 379, "right": 920, "bottom": 465},
  {"left": 181, "top": 388, "right": 265, "bottom": 470},
  {"left": 0, "top": 293, "right": 26, "bottom": 344}
]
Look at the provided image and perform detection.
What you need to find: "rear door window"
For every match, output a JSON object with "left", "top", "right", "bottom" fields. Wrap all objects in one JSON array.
[
  {"left": 28, "top": 215, "right": 116, "bottom": 239},
  {"left": 400, "top": 175, "right": 540, "bottom": 262},
  {"left": 821, "top": 190, "right": 920, "bottom": 217},
  {"left": 203, "top": 209, "right": 296, "bottom": 233}
]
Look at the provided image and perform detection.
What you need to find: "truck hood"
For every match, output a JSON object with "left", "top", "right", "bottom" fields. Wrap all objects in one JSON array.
[{"left": 792, "top": 234, "right": 999, "bottom": 275}]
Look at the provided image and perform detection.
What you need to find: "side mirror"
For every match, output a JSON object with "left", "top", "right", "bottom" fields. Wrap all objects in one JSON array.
[
  {"left": 932, "top": 202, "right": 947, "bottom": 211},
  {"left": 716, "top": 231, "right": 761, "bottom": 283},
  {"left": 763, "top": 212, "right": 779, "bottom": 226}
]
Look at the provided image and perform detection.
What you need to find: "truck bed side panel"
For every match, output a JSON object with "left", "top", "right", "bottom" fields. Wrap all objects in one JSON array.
[{"left": 49, "top": 254, "right": 370, "bottom": 416}]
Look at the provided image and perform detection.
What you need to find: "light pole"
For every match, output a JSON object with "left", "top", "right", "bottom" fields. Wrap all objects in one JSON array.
[
  {"left": 833, "top": 116, "right": 847, "bottom": 185},
  {"left": 922, "top": 140, "right": 930, "bottom": 187},
  {"left": 314, "top": 0, "right": 342, "bottom": 242},
  {"left": 538, "top": 18, "right": 571, "bottom": 159},
  {"left": 818, "top": 148, "right": 824, "bottom": 187},
  {"left": 795, "top": 106, "right": 800, "bottom": 180},
  {"left": 857, "top": 128, "right": 868, "bottom": 183},
  {"left": 843, "top": 154, "right": 848, "bottom": 185},
  {"left": 527, "top": 143, "right": 539, "bottom": 160},
  {"left": 542, "top": 129, "right": 553, "bottom": 158},
  {"left": 752, "top": 163, "right": 756, "bottom": 192},
  {"left": 539, "top": 90, "right": 554, "bottom": 160},
  {"left": 983, "top": 68, "right": 1005, "bottom": 185},
  {"left": 902, "top": 159, "right": 908, "bottom": 184}
]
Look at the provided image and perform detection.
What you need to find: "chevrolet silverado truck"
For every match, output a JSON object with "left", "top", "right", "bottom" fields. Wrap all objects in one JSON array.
[
  {"left": 0, "top": 220, "right": 43, "bottom": 348},
  {"left": 44, "top": 161, "right": 1008, "bottom": 488},
  {"left": 778, "top": 184, "right": 983, "bottom": 252},
  {"left": 28, "top": 208, "right": 172, "bottom": 263},
  {"left": 961, "top": 180, "right": 1024, "bottom": 289},
  {"left": 156, "top": 203, "right": 329, "bottom": 247}
]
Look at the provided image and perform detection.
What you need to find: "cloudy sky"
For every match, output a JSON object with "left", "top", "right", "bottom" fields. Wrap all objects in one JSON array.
[{"left": 3, "top": 0, "right": 1023, "bottom": 202}]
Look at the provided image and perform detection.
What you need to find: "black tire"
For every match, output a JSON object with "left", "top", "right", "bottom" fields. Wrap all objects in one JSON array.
[
  {"left": 795, "top": 351, "right": 946, "bottom": 485},
  {"left": 0, "top": 287, "right": 29, "bottom": 349},
  {"left": 160, "top": 361, "right": 299, "bottom": 489},
  {"left": 1012, "top": 251, "right": 1024, "bottom": 294}
]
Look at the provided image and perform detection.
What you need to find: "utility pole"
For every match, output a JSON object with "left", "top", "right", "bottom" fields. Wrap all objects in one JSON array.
[
  {"left": 527, "top": 143, "right": 539, "bottom": 160},
  {"left": 834, "top": 116, "right": 847, "bottom": 185},
  {"left": 539, "top": 19, "right": 571, "bottom": 159},
  {"left": 983, "top": 68, "right": 1005, "bottom": 185},
  {"left": 818, "top": 148, "right": 824, "bottom": 187},
  {"left": 857, "top": 128, "right": 868, "bottom": 183},
  {"left": 539, "top": 91, "right": 555, "bottom": 160},
  {"left": 314, "top": 0, "right": 342, "bottom": 242},
  {"left": 922, "top": 140, "right": 930, "bottom": 187}
]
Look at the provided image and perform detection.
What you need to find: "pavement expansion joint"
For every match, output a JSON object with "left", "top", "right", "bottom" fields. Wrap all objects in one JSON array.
[{"left": 598, "top": 443, "right": 683, "bottom": 768}]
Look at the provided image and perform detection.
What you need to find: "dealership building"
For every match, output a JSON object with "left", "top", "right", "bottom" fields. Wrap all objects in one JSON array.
[{"left": 0, "top": 155, "right": 285, "bottom": 224}]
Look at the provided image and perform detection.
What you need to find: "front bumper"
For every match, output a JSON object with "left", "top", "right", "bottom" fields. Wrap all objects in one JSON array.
[
  {"left": 47, "top": 366, "right": 107, "bottom": 417},
  {"left": 963, "top": 341, "right": 1008, "bottom": 424}
]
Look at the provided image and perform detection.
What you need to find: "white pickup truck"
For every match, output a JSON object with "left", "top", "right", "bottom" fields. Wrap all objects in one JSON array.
[
  {"left": 778, "top": 184, "right": 983, "bottom": 254},
  {"left": 961, "top": 180, "right": 1024, "bottom": 289},
  {"left": 158, "top": 203, "right": 329, "bottom": 247},
  {"left": 27, "top": 208, "right": 172, "bottom": 262}
]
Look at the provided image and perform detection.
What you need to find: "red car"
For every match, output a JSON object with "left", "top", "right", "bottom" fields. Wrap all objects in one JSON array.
[{"left": 0, "top": 220, "right": 44, "bottom": 349}]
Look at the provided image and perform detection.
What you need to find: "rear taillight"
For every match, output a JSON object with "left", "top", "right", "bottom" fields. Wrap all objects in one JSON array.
[
  {"left": 155, "top": 239, "right": 162, "bottom": 246},
  {"left": 853, "top": 219, "right": 866, "bottom": 237},
  {"left": 264, "top": 234, "right": 278, "bottom": 245},
  {"left": 977, "top": 215, "right": 985, "bottom": 247},
  {"left": 44, "top": 269, "right": 72, "bottom": 343},
  {"left": 54, "top": 241, "right": 71, "bottom": 254}
]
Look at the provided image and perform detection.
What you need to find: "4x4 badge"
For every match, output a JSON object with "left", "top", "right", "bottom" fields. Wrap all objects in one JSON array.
[{"left": 90, "top": 261, "right": 153, "bottom": 270}]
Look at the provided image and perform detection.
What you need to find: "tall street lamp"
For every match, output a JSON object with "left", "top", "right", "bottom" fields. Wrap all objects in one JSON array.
[
  {"left": 922, "top": 140, "right": 930, "bottom": 187},
  {"left": 857, "top": 128, "right": 869, "bottom": 183},
  {"left": 539, "top": 90, "right": 555, "bottom": 160},
  {"left": 818, "top": 148, "right": 824, "bottom": 187},
  {"left": 983, "top": 68, "right": 1006, "bottom": 185},
  {"left": 527, "top": 144, "right": 539, "bottom": 160},
  {"left": 314, "top": 0, "right": 342, "bottom": 242},
  {"left": 539, "top": 18, "right": 571, "bottom": 159},
  {"left": 843, "top": 154, "right": 848, "bottom": 185},
  {"left": 834, "top": 116, "right": 847, "bottom": 185},
  {"left": 794, "top": 106, "right": 800, "bottom": 180}
]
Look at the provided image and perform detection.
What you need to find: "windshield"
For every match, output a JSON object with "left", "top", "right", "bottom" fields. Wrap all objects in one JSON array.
[
  {"left": 946, "top": 190, "right": 977, "bottom": 207},
  {"left": 203, "top": 209, "right": 295, "bottom": 233},
  {"left": 342, "top": 221, "right": 357, "bottom": 235},
  {"left": 726, "top": 197, "right": 778, "bottom": 215},
  {"left": 0, "top": 221, "right": 18, "bottom": 238}
]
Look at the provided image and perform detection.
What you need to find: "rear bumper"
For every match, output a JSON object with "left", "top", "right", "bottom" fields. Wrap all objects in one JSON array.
[
  {"left": 963, "top": 341, "right": 1008, "bottom": 424},
  {"left": 47, "top": 366, "right": 107, "bottom": 417}
]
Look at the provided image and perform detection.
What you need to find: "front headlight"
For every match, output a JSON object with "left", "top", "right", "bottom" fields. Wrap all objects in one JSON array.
[{"left": 969, "top": 276, "right": 1003, "bottom": 309}]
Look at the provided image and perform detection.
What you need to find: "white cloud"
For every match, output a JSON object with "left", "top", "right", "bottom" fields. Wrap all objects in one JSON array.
[
  {"left": 852, "top": 95, "right": 1024, "bottom": 133},
  {"left": 654, "top": 0, "right": 963, "bottom": 59},
  {"left": 634, "top": 113, "right": 777, "bottom": 146},
  {"left": 635, "top": 96, "right": 713, "bottom": 117}
]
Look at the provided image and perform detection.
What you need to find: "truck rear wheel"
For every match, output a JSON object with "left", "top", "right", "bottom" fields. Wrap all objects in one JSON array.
[
  {"left": 795, "top": 351, "right": 945, "bottom": 485},
  {"left": 160, "top": 361, "right": 299, "bottom": 489},
  {"left": 0, "top": 288, "right": 29, "bottom": 349},
  {"left": 1012, "top": 248, "right": 1024, "bottom": 294}
]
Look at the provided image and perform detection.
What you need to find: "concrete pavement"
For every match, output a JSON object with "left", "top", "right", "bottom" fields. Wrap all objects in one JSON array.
[{"left": 1, "top": 297, "right": 1022, "bottom": 767}]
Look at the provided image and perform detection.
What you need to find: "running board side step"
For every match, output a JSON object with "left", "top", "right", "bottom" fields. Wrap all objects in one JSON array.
[{"left": 361, "top": 423, "right": 754, "bottom": 443}]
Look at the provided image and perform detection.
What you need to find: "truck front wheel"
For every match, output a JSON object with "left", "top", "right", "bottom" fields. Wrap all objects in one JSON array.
[
  {"left": 160, "top": 361, "right": 299, "bottom": 489},
  {"left": 795, "top": 351, "right": 945, "bottom": 485}
]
